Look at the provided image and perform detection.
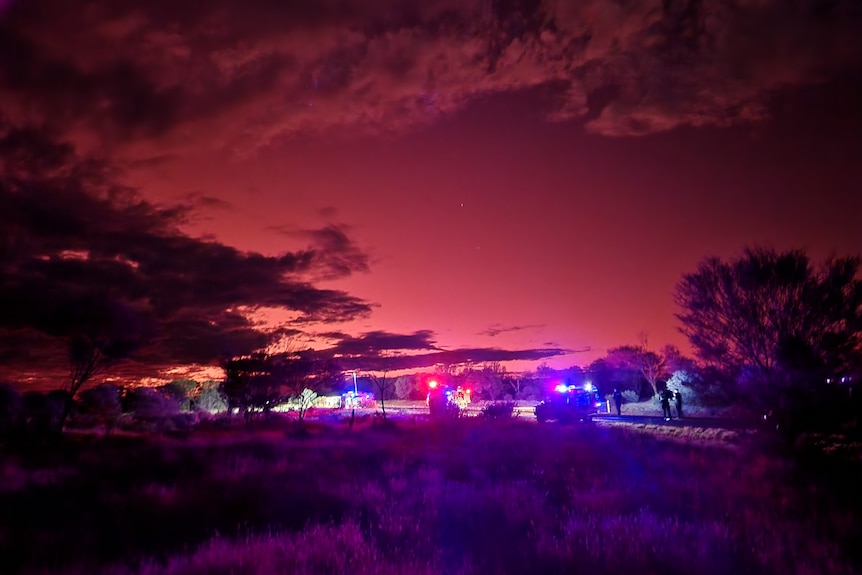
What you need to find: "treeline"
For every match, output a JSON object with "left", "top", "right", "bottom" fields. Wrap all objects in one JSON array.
[
  {"left": 0, "top": 350, "right": 352, "bottom": 436},
  {"left": 0, "top": 379, "right": 224, "bottom": 437}
]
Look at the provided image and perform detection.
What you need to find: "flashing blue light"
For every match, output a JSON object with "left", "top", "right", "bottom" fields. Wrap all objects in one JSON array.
[
  {"left": 584, "top": 382, "right": 594, "bottom": 392},
  {"left": 554, "top": 384, "right": 568, "bottom": 393}
]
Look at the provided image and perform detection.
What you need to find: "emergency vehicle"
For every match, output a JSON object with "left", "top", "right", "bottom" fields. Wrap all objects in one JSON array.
[
  {"left": 535, "top": 383, "right": 603, "bottom": 423},
  {"left": 426, "top": 380, "right": 471, "bottom": 417},
  {"left": 341, "top": 390, "right": 375, "bottom": 409}
]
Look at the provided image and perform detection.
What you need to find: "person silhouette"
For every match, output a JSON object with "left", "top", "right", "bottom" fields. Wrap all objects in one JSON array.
[
  {"left": 613, "top": 388, "right": 622, "bottom": 416},
  {"left": 674, "top": 389, "right": 683, "bottom": 418},
  {"left": 660, "top": 389, "right": 673, "bottom": 420}
]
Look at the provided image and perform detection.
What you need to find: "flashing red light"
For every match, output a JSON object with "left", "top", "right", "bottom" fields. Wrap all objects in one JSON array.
[{"left": 428, "top": 380, "right": 438, "bottom": 389}]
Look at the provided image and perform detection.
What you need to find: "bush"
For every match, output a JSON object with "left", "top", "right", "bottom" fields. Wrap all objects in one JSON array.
[
  {"left": 761, "top": 384, "right": 858, "bottom": 440},
  {"left": 194, "top": 381, "right": 227, "bottom": 414},
  {"left": 296, "top": 388, "right": 318, "bottom": 421},
  {"left": 79, "top": 385, "right": 122, "bottom": 415},
  {"left": 78, "top": 385, "right": 123, "bottom": 431},
  {"left": 22, "top": 390, "right": 68, "bottom": 434},
  {"left": 481, "top": 401, "right": 516, "bottom": 420},
  {"left": 0, "top": 383, "right": 24, "bottom": 436},
  {"left": 520, "top": 385, "right": 541, "bottom": 401},
  {"left": 122, "top": 387, "right": 180, "bottom": 420},
  {"left": 692, "top": 367, "right": 741, "bottom": 406},
  {"left": 394, "top": 375, "right": 418, "bottom": 400},
  {"left": 159, "top": 379, "right": 199, "bottom": 412}
]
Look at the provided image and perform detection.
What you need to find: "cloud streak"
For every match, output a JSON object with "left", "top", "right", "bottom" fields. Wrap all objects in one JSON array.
[{"left": 480, "top": 323, "right": 545, "bottom": 337}]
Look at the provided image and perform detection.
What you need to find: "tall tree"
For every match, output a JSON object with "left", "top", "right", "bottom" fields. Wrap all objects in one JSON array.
[
  {"left": 394, "top": 375, "right": 418, "bottom": 400},
  {"left": 368, "top": 370, "right": 393, "bottom": 418},
  {"left": 604, "top": 346, "right": 665, "bottom": 397},
  {"left": 660, "top": 344, "right": 697, "bottom": 377},
  {"left": 636, "top": 333, "right": 667, "bottom": 396},
  {"left": 355, "top": 352, "right": 400, "bottom": 419},
  {"left": 221, "top": 353, "right": 274, "bottom": 422},
  {"left": 675, "top": 247, "right": 862, "bottom": 387},
  {"left": 475, "top": 362, "right": 506, "bottom": 401}
]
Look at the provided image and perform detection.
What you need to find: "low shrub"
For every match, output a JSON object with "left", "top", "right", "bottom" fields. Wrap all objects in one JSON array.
[
  {"left": 194, "top": 381, "right": 227, "bottom": 414},
  {"left": 158, "top": 379, "right": 199, "bottom": 412},
  {"left": 22, "top": 390, "right": 68, "bottom": 434},
  {"left": 79, "top": 385, "right": 122, "bottom": 415},
  {"left": 77, "top": 385, "right": 123, "bottom": 432},
  {"left": 0, "top": 383, "right": 24, "bottom": 436},
  {"left": 481, "top": 401, "right": 516, "bottom": 420},
  {"left": 123, "top": 387, "right": 180, "bottom": 420}
]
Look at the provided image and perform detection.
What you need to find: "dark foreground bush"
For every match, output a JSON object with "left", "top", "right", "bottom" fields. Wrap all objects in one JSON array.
[
  {"left": 122, "top": 387, "right": 180, "bottom": 420},
  {"left": 21, "top": 390, "right": 68, "bottom": 435},
  {"left": 76, "top": 385, "right": 123, "bottom": 431},
  {"left": 0, "top": 383, "right": 25, "bottom": 436},
  {"left": 481, "top": 401, "right": 516, "bottom": 420},
  {"left": 0, "top": 420, "right": 859, "bottom": 575}
]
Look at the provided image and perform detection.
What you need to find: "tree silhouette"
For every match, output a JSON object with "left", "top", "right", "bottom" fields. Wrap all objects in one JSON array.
[
  {"left": 675, "top": 247, "right": 862, "bottom": 394},
  {"left": 221, "top": 353, "right": 273, "bottom": 422},
  {"left": 475, "top": 362, "right": 506, "bottom": 401},
  {"left": 222, "top": 351, "right": 342, "bottom": 422},
  {"left": 51, "top": 295, "right": 149, "bottom": 431},
  {"left": 604, "top": 346, "right": 665, "bottom": 397}
]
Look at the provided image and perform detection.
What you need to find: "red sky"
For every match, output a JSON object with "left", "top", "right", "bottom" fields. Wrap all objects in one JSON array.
[
  {"left": 1, "top": 0, "right": 861, "bottom": 381},
  {"left": 128, "top": 78, "right": 862, "bottom": 369}
]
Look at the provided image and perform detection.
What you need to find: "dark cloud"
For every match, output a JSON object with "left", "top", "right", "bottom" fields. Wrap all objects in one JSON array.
[
  {"left": 338, "top": 346, "right": 573, "bottom": 372},
  {"left": 317, "top": 328, "right": 574, "bottom": 371},
  {"left": 302, "top": 225, "right": 370, "bottom": 280},
  {"left": 266, "top": 223, "right": 370, "bottom": 280},
  {"left": 329, "top": 330, "right": 440, "bottom": 355},
  {"left": 0, "top": 125, "right": 372, "bottom": 381},
  {"left": 182, "top": 192, "right": 234, "bottom": 212},
  {"left": 480, "top": 322, "right": 545, "bottom": 337},
  {"left": 267, "top": 224, "right": 369, "bottom": 280},
  {"left": 1, "top": 0, "right": 858, "bottom": 155}
]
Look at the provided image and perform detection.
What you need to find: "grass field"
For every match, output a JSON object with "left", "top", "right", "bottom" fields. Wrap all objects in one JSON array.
[{"left": 1, "top": 417, "right": 860, "bottom": 574}]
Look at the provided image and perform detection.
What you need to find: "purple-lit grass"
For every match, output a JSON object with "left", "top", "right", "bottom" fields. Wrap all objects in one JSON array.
[{"left": 0, "top": 419, "right": 859, "bottom": 574}]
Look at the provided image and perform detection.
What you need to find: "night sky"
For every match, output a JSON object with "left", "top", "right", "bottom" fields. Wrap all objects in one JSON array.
[{"left": 1, "top": 0, "right": 861, "bottom": 384}]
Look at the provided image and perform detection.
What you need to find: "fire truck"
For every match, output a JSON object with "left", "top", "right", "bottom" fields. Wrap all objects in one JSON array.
[
  {"left": 426, "top": 380, "right": 471, "bottom": 417},
  {"left": 341, "top": 390, "right": 375, "bottom": 409},
  {"left": 535, "top": 383, "right": 603, "bottom": 423}
]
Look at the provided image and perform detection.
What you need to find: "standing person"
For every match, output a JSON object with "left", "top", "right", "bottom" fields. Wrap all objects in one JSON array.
[
  {"left": 660, "top": 389, "right": 672, "bottom": 420},
  {"left": 674, "top": 389, "right": 684, "bottom": 419},
  {"left": 613, "top": 388, "right": 623, "bottom": 416}
]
